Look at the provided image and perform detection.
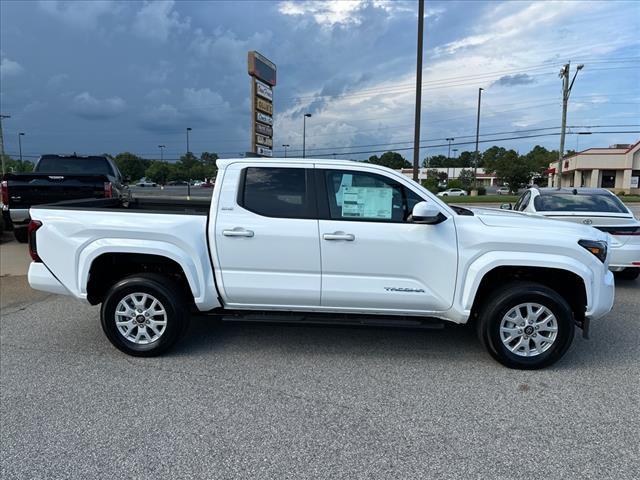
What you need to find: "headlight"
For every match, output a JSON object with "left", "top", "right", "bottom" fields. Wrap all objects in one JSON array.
[{"left": 578, "top": 239, "right": 607, "bottom": 263}]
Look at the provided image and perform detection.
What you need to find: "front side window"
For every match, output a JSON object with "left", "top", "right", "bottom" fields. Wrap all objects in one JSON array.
[
  {"left": 517, "top": 191, "right": 531, "bottom": 211},
  {"left": 240, "top": 167, "right": 311, "bottom": 218},
  {"left": 323, "top": 170, "right": 422, "bottom": 222}
]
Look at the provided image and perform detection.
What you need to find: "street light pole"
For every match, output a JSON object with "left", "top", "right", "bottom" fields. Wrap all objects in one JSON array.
[
  {"left": 557, "top": 62, "right": 584, "bottom": 188},
  {"left": 158, "top": 144, "right": 166, "bottom": 161},
  {"left": 473, "top": 88, "right": 483, "bottom": 189},
  {"left": 302, "top": 114, "right": 311, "bottom": 158},
  {"left": 282, "top": 144, "right": 290, "bottom": 158},
  {"left": 412, "top": 0, "right": 425, "bottom": 182},
  {"left": 0, "top": 114, "right": 10, "bottom": 175},
  {"left": 186, "top": 127, "right": 192, "bottom": 154},
  {"left": 18, "top": 132, "right": 25, "bottom": 162}
]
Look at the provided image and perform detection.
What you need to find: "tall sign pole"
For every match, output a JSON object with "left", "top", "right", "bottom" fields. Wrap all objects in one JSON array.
[
  {"left": 0, "top": 114, "right": 10, "bottom": 175},
  {"left": 412, "top": 0, "right": 425, "bottom": 182},
  {"left": 248, "top": 51, "right": 276, "bottom": 157},
  {"left": 473, "top": 87, "right": 483, "bottom": 188}
]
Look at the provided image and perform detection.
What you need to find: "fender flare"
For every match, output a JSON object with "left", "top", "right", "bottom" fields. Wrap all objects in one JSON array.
[
  {"left": 460, "top": 251, "right": 593, "bottom": 312},
  {"left": 77, "top": 238, "right": 220, "bottom": 310}
]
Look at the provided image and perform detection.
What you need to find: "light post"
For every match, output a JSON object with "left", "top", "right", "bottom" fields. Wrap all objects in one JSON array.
[
  {"left": 186, "top": 127, "right": 192, "bottom": 154},
  {"left": 0, "top": 114, "right": 10, "bottom": 175},
  {"left": 18, "top": 132, "right": 25, "bottom": 161},
  {"left": 158, "top": 144, "right": 166, "bottom": 161},
  {"left": 446, "top": 137, "right": 454, "bottom": 163},
  {"left": 302, "top": 113, "right": 312, "bottom": 158},
  {"left": 473, "top": 88, "right": 484, "bottom": 189},
  {"left": 282, "top": 144, "right": 290, "bottom": 158},
  {"left": 451, "top": 149, "right": 458, "bottom": 182}
]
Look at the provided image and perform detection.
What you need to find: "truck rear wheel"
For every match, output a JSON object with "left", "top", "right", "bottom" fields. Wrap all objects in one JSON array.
[
  {"left": 477, "top": 282, "right": 574, "bottom": 369},
  {"left": 100, "top": 274, "right": 190, "bottom": 356}
]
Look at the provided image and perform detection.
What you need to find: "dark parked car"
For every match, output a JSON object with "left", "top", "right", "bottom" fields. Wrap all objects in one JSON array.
[{"left": 0, "top": 154, "right": 129, "bottom": 242}]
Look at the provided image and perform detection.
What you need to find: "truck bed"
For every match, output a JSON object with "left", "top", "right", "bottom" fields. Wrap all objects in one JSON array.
[{"left": 37, "top": 197, "right": 210, "bottom": 215}]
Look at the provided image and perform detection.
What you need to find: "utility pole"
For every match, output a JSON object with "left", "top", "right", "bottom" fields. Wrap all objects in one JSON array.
[
  {"left": 557, "top": 62, "right": 584, "bottom": 188},
  {"left": 302, "top": 113, "right": 311, "bottom": 158},
  {"left": 412, "top": 0, "right": 425, "bottom": 182},
  {"left": 18, "top": 132, "right": 25, "bottom": 161},
  {"left": 446, "top": 137, "right": 454, "bottom": 162},
  {"left": 473, "top": 87, "right": 483, "bottom": 189},
  {"left": 282, "top": 144, "right": 290, "bottom": 158},
  {"left": 158, "top": 144, "right": 166, "bottom": 161}
]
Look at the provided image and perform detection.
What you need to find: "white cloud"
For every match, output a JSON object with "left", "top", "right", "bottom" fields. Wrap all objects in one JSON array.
[
  {"left": 46, "top": 73, "right": 69, "bottom": 89},
  {"left": 133, "top": 0, "right": 190, "bottom": 42},
  {"left": 278, "top": 0, "right": 368, "bottom": 27},
  {"left": 145, "top": 88, "right": 171, "bottom": 101},
  {"left": 38, "top": 0, "right": 117, "bottom": 28},
  {"left": 0, "top": 57, "right": 24, "bottom": 78},
  {"left": 71, "top": 92, "right": 126, "bottom": 119}
]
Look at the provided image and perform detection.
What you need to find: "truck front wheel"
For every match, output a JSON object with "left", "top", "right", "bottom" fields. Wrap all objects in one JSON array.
[
  {"left": 477, "top": 282, "right": 574, "bottom": 369},
  {"left": 101, "top": 274, "right": 190, "bottom": 356}
]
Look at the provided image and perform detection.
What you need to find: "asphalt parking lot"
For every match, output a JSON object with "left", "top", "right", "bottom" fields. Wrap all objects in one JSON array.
[{"left": 0, "top": 231, "right": 638, "bottom": 479}]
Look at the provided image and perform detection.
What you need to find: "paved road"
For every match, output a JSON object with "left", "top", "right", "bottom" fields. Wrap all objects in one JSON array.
[{"left": 1, "top": 273, "right": 638, "bottom": 479}]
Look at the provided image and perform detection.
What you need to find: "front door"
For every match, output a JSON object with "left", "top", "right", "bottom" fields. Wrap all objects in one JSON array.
[
  {"left": 317, "top": 167, "right": 458, "bottom": 313},
  {"left": 213, "top": 163, "right": 321, "bottom": 307}
]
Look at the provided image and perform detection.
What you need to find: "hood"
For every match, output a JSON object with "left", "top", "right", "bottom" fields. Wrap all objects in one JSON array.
[{"left": 469, "top": 207, "right": 608, "bottom": 241}]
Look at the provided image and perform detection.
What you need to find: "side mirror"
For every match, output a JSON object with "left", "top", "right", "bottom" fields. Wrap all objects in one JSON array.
[
  {"left": 411, "top": 201, "right": 445, "bottom": 224},
  {"left": 500, "top": 203, "right": 512, "bottom": 210}
]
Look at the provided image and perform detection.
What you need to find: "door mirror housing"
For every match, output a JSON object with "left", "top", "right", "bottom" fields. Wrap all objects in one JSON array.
[
  {"left": 411, "top": 201, "right": 445, "bottom": 224},
  {"left": 500, "top": 203, "right": 513, "bottom": 210}
]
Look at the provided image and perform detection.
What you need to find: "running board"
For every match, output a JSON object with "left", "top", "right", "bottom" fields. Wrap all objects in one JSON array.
[{"left": 217, "top": 312, "right": 445, "bottom": 329}]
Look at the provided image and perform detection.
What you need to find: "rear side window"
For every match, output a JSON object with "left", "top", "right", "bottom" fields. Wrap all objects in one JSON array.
[{"left": 239, "top": 167, "right": 312, "bottom": 218}]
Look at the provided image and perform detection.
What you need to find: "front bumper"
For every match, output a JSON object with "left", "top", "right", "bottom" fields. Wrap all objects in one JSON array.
[
  {"left": 28, "top": 262, "right": 70, "bottom": 295},
  {"left": 585, "top": 269, "right": 615, "bottom": 321}
]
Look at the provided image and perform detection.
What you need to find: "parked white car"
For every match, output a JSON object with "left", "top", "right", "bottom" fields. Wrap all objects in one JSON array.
[
  {"left": 26, "top": 159, "right": 614, "bottom": 368},
  {"left": 136, "top": 178, "right": 157, "bottom": 187},
  {"left": 507, "top": 187, "right": 640, "bottom": 280},
  {"left": 497, "top": 186, "right": 511, "bottom": 195},
  {"left": 437, "top": 188, "right": 467, "bottom": 197}
]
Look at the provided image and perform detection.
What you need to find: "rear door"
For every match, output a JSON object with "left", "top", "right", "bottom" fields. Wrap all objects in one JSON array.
[
  {"left": 213, "top": 163, "right": 321, "bottom": 307},
  {"left": 316, "top": 166, "right": 458, "bottom": 313}
]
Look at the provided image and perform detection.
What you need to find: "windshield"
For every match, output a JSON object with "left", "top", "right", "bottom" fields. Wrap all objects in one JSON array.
[
  {"left": 534, "top": 194, "right": 628, "bottom": 213},
  {"left": 36, "top": 156, "right": 113, "bottom": 175}
]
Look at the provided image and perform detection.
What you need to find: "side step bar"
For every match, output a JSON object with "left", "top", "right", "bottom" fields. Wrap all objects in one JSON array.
[{"left": 215, "top": 311, "right": 445, "bottom": 329}]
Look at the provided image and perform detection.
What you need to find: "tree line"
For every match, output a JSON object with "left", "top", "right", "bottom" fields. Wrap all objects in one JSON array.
[{"left": 1, "top": 144, "right": 564, "bottom": 190}]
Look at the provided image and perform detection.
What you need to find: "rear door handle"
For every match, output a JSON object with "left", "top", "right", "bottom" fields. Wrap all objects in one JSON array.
[
  {"left": 323, "top": 232, "right": 355, "bottom": 241},
  {"left": 223, "top": 228, "right": 254, "bottom": 238}
]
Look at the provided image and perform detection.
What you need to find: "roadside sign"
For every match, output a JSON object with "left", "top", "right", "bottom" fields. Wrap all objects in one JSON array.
[
  {"left": 255, "top": 123, "right": 272, "bottom": 136},
  {"left": 256, "top": 98, "right": 273, "bottom": 115},
  {"left": 256, "top": 111, "right": 273, "bottom": 126},
  {"left": 249, "top": 51, "right": 276, "bottom": 156},
  {"left": 256, "top": 146, "right": 272, "bottom": 157},
  {"left": 248, "top": 51, "right": 276, "bottom": 86},
  {"left": 255, "top": 80, "right": 273, "bottom": 101},
  {"left": 256, "top": 134, "right": 273, "bottom": 147}
]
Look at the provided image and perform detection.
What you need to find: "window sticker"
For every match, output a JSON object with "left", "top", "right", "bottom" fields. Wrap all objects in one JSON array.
[
  {"left": 341, "top": 186, "right": 393, "bottom": 219},
  {"left": 334, "top": 174, "right": 353, "bottom": 208}
]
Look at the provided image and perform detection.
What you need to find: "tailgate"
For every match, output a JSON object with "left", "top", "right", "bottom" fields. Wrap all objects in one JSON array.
[{"left": 5, "top": 174, "right": 109, "bottom": 209}]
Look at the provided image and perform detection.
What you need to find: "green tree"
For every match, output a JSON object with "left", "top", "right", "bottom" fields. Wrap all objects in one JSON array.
[
  {"left": 145, "top": 161, "right": 173, "bottom": 185},
  {"left": 200, "top": 151, "right": 219, "bottom": 180},
  {"left": 457, "top": 151, "right": 475, "bottom": 168},
  {"left": 458, "top": 168, "right": 475, "bottom": 189},
  {"left": 482, "top": 147, "right": 532, "bottom": 192},
  {"left": 114, "top": 152, "right": 150, "bottom": 181},
  {"left": 426, "top": 155, "right": 447, "bottom": 168},
  {"left": 2, "top": 155, "right": 34, "bottom": 173},
  {"left": 368, "top": 151, "right": 411, "bottom": 169}
]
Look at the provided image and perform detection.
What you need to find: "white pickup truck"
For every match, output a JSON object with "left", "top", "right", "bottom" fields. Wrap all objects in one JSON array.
[{"left": 27, "top": 158, "right": 615, "bottom": 369}]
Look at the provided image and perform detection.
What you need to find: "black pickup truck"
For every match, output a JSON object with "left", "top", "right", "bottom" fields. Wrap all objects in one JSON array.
[{"left": 1, "top": 154, "right": 129, "bottom": 242}]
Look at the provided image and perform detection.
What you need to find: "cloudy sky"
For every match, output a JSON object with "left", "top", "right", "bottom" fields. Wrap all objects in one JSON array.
[{"left": 1, "top": 0, "right": 639, "bottom": 162}]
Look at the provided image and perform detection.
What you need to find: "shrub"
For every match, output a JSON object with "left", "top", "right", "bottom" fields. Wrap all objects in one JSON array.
[{"left": 478, "top": 186, "right": 487, "bottom": 196}]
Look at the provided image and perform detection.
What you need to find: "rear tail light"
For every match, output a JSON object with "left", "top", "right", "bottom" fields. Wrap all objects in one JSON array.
[
  {"left": 104, "top": 181, "right": 113, "bottom": 198},
  {"left": 28, "top": 220, "right": 43, "bottom": 262},
  {"left": 596, "top": 226, "right": 640, "bottom": 236},
  {"left": 0, "top": 180, "right": 8, "bottom": 206}
]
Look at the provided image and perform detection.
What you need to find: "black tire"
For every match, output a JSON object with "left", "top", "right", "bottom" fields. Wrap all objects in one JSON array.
[
  {"left": 615, "top": 268, "right": 639, "bottom": 281},
  {"left": 100, "top": 273, "right": 190, "bottom": 356},
  {"left": 476, "top": 281, "right": 574, "bottom": 369},
  {"left": 13, "top": 226, "right": 28, "bottom": 243}
]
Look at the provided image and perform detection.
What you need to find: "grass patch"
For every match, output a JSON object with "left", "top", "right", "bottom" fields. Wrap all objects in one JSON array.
[{"left": 616, "top": 195, "right": 640, "bottom": 202}]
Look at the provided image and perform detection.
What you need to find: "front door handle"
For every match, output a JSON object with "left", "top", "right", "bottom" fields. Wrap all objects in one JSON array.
[
  {"left": 223, "top": 228, "right": 254, "bottom": 238},
  {"left": 323, "top": 232, "right": 355, "bottom": 241}
]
